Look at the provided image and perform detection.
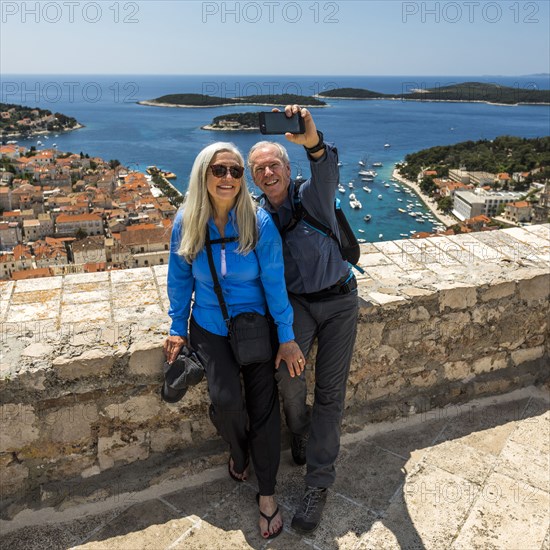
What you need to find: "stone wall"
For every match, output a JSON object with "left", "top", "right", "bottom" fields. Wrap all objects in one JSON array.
[{"left": 1, "top": 225, "right": 548, "bottom": 513}]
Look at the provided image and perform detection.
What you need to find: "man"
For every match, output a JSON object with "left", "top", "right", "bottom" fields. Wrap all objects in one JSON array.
[{"left": 248, "top": 105, "right": 359, "bottom": 534}]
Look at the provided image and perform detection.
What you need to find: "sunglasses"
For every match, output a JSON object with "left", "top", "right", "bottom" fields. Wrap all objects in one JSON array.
[{"left": 209, "top": 164, "right": 244, "bottom": 179}]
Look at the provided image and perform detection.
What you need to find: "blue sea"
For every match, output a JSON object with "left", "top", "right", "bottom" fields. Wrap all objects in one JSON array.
[{"left": 2, "top": 74, "right": 549, "bottom": 241}]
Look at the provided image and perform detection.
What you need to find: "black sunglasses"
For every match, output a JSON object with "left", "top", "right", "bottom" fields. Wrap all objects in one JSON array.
[{"left": 209, "top": 164, "right": 244, "bottom": 179}]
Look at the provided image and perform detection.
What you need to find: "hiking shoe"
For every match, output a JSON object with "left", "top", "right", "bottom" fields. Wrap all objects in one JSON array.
[
  {"left": 291, "top": 433, "right": 308, "bottom": 466},
  {"left": 291, "top": 486, "right": 328, "bottom": 534}
]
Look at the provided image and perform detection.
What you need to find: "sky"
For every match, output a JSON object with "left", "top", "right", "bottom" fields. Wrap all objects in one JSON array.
[{"left": 1, "top": 0, "right": 549, "bottom": 75}]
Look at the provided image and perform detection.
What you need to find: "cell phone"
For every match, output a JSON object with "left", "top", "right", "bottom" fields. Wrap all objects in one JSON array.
[{"left": 259, "top": 112, "right": 306, "bottom": 135}]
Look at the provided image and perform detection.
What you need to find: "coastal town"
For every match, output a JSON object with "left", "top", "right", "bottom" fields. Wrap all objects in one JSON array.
[
  {"left": 1, "top": 138, "right": 548, "bottom": 281},
  {"left": 394, "top": 166, "right": 550, "bottom": 239},
  {"left": 0, "top": 142, "right": 180, "bottom": 280}
]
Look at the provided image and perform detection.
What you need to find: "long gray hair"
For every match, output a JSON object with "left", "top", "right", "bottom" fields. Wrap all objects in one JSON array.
[{"left": 178, "top": 142, "right": 257, "bottom": 262}]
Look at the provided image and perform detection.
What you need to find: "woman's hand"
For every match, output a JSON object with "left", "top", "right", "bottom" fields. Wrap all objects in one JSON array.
[
  {"left": 275, "top": 340, "right": 307, "bottom": 378},
  {"left": 164, "top": 335, "right": 187, "bottom": 364}
]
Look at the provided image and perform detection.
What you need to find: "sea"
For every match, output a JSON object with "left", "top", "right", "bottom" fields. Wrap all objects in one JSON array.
[{"left": 2, "top": 74, "right": 549, "bottom": 242}]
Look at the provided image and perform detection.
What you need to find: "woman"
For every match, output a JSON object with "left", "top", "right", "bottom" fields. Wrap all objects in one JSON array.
[{"left": 164, "top": 142, "right": 305, "bottom": 539}]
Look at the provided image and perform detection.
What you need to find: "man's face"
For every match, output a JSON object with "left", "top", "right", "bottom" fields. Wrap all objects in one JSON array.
[{"left": 249, "top": 145, "right": 291, "bottom": 207}]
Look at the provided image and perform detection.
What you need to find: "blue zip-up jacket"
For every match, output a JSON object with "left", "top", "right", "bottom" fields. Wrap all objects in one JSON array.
[{"left": 167, "top": 206, "right": 295, "bottom": 344}]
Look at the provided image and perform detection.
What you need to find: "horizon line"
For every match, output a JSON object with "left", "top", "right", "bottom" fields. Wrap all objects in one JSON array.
[{"left": 2, "top": 73, "right": 549, "bottom": 78}]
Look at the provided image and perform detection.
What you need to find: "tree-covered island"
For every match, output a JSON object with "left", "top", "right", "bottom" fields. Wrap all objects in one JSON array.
[
  {"left": 319, "top": 82, "right": 550, "bottom": 105},
  {"left": 202, "top": 112, "right": 261, "bottom": 131},
  {"left": 138, "top": 93, "right": 326, "bottom": 108},
  {"left": 0, "top": 102, "right": 82, "bottom": 140}
]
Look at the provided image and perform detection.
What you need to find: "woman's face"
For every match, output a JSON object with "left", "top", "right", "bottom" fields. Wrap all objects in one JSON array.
[{"left": 206, "top": 151, "right": 243, "bottom": 208}]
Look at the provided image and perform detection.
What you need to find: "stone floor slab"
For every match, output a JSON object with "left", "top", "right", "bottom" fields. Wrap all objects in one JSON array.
[
  {"left": 112, "top": 304, "right": 164, "bottom": 322},
  {"left": 0, "top": 509, "right": 122, "bottom": 550},
  {"left": 73, "top": 499, "right": 190, "bottom": 549},
  {"left": 421, "top": 439, "right": 495, "bottom": 486},
  {"left": 60, "top": 301, "right": 112, "bottom": 324},
  {"left": 7, "top": 301, "right": 60, "bottom": 322},
  {"left": 383, "top": 462, "right": 478, "bottom": 549},
  {"left": 13, "top": 277, "right": 63, "bottom": 292},
  {"left": 62, "top": 288, "right": 111, "bottom": 305},
  {"left": 493, "top": 438, "right": 550, "bottom": 493},
  {"left": 162, "top": 477, "right": 237, "bottom": 518},
  {"left": 110, "top": 268, "right": 154, "bottom": 284},
  {"left": 333, "top": 443, "right": 406, "bottom": 514},
  {"left": 368, "top": 416, "right": 447, "bottom": 460},
  {"left": 452, "top": 472, "right": 550, "bottom": 550},
  {"left": 63, "top": 272, "right": 110, "bottom": 286}
]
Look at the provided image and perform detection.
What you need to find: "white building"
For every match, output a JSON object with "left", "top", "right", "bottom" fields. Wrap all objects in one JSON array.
[{"left": 453, "top": 189, "right": 525, "bottom": 221}]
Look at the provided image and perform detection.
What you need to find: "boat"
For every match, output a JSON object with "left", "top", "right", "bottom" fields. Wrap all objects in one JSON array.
[
  {"left": 337, "top": 161, "right": 343, "bottom": 167},
  {"left": 358, "top": 238, "right": 367, "bottom": 243},
  {"left": 349, "top": 193, "right": 356, "bottom": 200},
  {"left": 350, "top": 199, "right": 362, "bottom": 209},
  {"left": 378, "top": 233, "right": 384, "bottom": 239},
  {"left": 416, "top": 218, "right": 425, "bottom": 223},
  {"left": 377, "top": 194, "right": 383, "bottom": 199},
  {"left": 348, "top": 181, "right": 354, "bottom": 188},
  {"left": 372, "top": 162, "right": 383, "bottom": 167},
  {"left": 398, "top": 208, "right": 406, "bottom": 213},
  {"left": 363, "top": 214, "right": 372, "bottom": 222},
  {"left": 358, "top": 160, "right": 366, "bottom": 167},
  {"left": 408, "top": 212, "right": 417, "bottom": 217},
  {"left": 358, "top": 170, "right": 377, "bottom": 179},
  {"left": 6, "top": 140, "right": 17, "bottom": 144},
  {"left": 337, "top": 184, "right": 346, "bottom": 193},
  {"left": 362, "top": 185, "right": 371, "bottom": 193},
  {"left": 384, "top": 143, "right": 391, "bottom": 148},
  {"left": 397, "top": 198, "right": 403, "bottom": 202},
  {"left": 400, "top": 233, "right": 409, "bottom": 237},
  {"left": 384, "top": 183, "right": 390, "bottom": 188},
  {"left": 358, "top": 229, "right": 365, "bottom": 233},
  {"left": 394, "top": 189, "right": 401, "bottom": 193}
]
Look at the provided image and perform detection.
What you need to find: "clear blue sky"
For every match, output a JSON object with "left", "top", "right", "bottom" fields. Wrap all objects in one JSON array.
[{"left": 1, "top": 1, "right": 549, "bottom": 75}]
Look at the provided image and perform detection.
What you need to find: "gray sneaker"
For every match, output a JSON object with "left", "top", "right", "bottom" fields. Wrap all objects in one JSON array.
[{"left": 291, "top": 486, "right": 328, "bottom": 534}]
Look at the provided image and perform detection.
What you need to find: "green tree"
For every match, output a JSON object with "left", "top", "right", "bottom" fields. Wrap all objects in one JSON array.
[
  {"left": 420, "top": 176, "right": 436, "bottom": 195},
  {"left": 437, "top": 196, "right": 453, "bottom": 213}
]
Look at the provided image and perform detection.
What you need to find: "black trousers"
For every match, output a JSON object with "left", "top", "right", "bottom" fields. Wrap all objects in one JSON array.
[{"left": 189, "top": 317, "right": 280, "bottom": 496}]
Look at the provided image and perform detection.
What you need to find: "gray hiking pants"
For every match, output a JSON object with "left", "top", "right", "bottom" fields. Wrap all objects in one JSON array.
[{"left": 275, "top": 289, "right": 359, "bottom": 488}]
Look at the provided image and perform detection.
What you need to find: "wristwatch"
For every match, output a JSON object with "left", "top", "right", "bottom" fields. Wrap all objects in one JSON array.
[{"left": 304, "top": 131, "right": 325, "bottom": 154}]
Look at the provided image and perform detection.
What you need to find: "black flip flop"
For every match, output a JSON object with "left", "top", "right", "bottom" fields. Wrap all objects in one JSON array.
[
  {"left": 256, "top": 493, "right": 283, "bottom": 540},
  {"left": 228, "top": 456, "right": 249, "bottom": 482}
]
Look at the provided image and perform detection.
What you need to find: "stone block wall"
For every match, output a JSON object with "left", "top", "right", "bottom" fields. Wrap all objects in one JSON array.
[{"left": 0, "top": 225, "right": 548, "bottom": 511}]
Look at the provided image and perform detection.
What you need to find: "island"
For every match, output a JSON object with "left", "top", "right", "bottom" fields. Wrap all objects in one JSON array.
[
  {"left": 202, "top": 112, "right": 261, "bottom": 131},
  {"left": 138, "top": 93, "right": 326, "bottom": 108},
  {"left": 0, "top": 102, "right": 83, "bottom": 140},
  {"left": 318, "top": 82, "right": 550, "bottom": 105}
]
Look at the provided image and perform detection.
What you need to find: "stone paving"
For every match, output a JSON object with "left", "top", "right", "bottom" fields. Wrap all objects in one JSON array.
[{"left": 1, "top": 386, "right": 548, "bottom": 550}]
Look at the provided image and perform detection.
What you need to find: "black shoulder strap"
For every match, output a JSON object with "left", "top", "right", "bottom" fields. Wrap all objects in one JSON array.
[
  {"left": 204, "top": 233, "right": 233, "bottom": 327},
  {"left": 281, "top": 182, "right": 341, "bottom": 251}
]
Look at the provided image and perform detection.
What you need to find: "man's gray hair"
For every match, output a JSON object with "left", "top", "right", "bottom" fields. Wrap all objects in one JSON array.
[{"left": 247, "top": 141, "right": 290, "bottom": 167}]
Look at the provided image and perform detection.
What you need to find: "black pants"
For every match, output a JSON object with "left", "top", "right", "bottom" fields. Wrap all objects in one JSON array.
[
  {"left": 275, "top": 290, "right": 358, "bottom": 488},
  {"left": 189, "top": 317, "right": 280, "bottom": 496}
]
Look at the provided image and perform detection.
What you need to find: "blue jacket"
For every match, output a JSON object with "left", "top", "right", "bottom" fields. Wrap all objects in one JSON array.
[{"left": 167, "top": 206, "right": 295, "bottom": 343}]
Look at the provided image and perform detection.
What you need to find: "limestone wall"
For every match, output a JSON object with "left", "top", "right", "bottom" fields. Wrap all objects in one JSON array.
[{"left": 1, "top": 225, "right": 548, "bottom": 511}]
